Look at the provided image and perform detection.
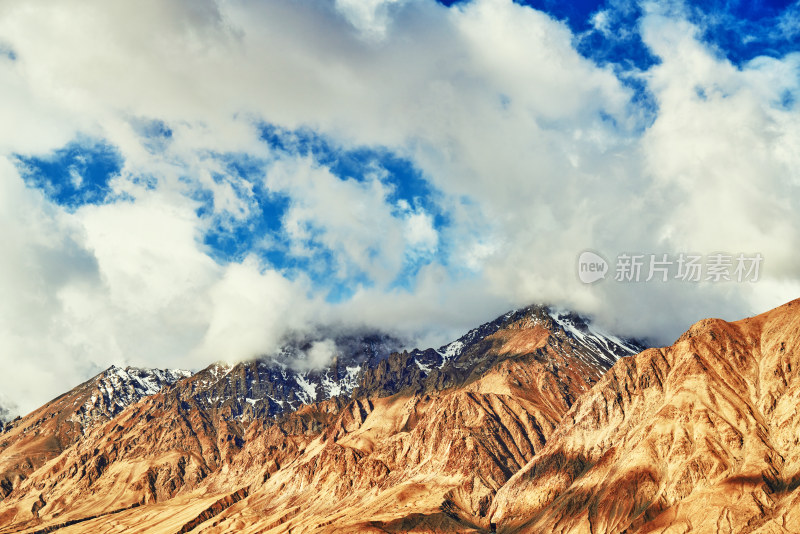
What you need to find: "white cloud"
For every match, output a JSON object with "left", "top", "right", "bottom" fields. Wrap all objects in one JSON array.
[
  {"left": 194, "top": 260, "right": 317, "bottom": 365},
  {"left": 334, "top": 0, "right": 408, "bottom": 40},
  {"left": 591, "top": 9, "right": 613, "bottom": 36},
  {"left": 0, "top": 158, "right": 103, "bottom": 407},
  {"left": 266, "top": 156, "right": 441, "bottom": 285},
  {"left": 403, "top": 207, "right": 438, "bottom": 255},
  {"left": 305, "top": 339, "right": 338, "bottom": 369}
]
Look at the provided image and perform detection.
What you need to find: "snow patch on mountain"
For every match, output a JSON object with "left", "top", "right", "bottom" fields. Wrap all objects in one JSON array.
[
  {"left": 69, "top": 365, "right": 191, "bottom": 429},
  {"left": 439, "top": 340, "right": 464, "bottom": 360},
  {"left": 295, "top": 373, "right": 318, "bottom": 404},
  {"left": 550, "top": 309, "right": 644, "bottom": 367}
]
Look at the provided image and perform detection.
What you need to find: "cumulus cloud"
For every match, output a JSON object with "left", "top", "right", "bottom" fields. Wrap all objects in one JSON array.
[
  {"left": 305, "top": 339, "right": 339, "bottom": 370},
  {"left": 194, "top": 260, "right": 318, "bottom": 365},
  {"left": 0, "top": 0, "right": 798, "bottom": 415}
]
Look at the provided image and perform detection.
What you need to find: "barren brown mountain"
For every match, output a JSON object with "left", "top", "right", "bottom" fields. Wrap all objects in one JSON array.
[
  {"left": 490, "top": 298, "right": 800, "bottom": 533},
  {"left": 0, "top": 367, "right": 189, "bottom": 502},
  {"left": 3, "top": 300, "right": 799, "bottom": 533}
]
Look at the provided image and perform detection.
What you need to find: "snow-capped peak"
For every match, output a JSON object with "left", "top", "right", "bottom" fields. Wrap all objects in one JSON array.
[
  {"left": 430, "top": 305, "right": 646, "bottom": 371},
  {"left": 72, "top": 366, "right": 192, "bottom": 429}
]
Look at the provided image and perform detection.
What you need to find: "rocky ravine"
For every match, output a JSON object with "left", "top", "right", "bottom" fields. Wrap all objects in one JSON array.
[{"left": 0, "top": 304, "right": 645, "bottom": 533}]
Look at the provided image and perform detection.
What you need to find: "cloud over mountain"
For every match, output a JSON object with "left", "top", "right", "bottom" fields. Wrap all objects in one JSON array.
[{"left": 0, "top": 0, "right": 797, "bottom": 414}]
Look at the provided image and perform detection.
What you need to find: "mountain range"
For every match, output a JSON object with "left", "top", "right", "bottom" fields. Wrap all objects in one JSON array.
[{"left": 0, "top": 300, "right": 797, "bottom": 533}]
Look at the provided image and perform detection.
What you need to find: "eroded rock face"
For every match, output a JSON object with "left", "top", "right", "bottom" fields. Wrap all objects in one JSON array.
[
  {"left": 0, "top": 304, "right": 647, "bottom": 533},
  {"left": 490, "top": 298, "right": 800, "bottom": 534}
]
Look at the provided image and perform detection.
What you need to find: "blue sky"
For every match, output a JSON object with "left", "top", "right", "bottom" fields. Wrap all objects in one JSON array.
[
  {"left": 15, "top": 139, "right": 123, "bottom": 208},
  {"left": 0, "top": 0, "right": 798, "bottom": 414}
]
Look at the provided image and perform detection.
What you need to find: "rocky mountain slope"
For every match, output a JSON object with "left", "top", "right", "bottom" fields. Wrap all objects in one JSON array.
[
  {"left": 180, "top": 332, "right": 402, "bottom": 421},
  {"left": 0, "top": 333, "right": 401, "bottom": 505},
  {"left": 0, "top": 304, "right": 646, "bottom": 533},
  {"left": 490, "top": 298, "right": 800, "bottom": 533},
  {"left": 164, "top": 308, "right": 640, "bottom": 426},
  {"left": 356, "top": 305, "right": 643, "bottom": 400},
  {"left": 0, "top": 365, "right": 189, "bottom": 501}
]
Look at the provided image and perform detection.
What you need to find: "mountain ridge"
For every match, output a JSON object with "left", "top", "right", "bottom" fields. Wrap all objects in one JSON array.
[
  {"left": 0, "top": 302, "right": 647, "bottom": 532},
  {"left": 489, "top": 298, "right": 800, "bottom": 533},
  {"left": 0, "top": 365, "right": 190, "bottom": 501}
]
